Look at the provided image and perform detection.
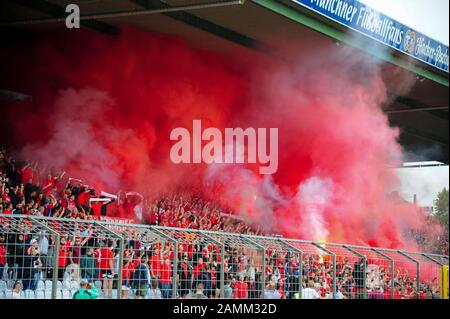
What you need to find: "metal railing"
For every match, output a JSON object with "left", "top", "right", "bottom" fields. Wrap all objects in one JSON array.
[{"left": 0, "top": 215, "right": 447, "bottom": 300}]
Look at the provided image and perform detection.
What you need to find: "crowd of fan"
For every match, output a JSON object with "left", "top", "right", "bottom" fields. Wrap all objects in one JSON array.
[
  {"left": 0, "top": 147, "right": 446, "bottom": 299},
  {"left": 0, "top": 148, "right": 265, "bottom": 236},
  {"left": 409, "top": 220, "right": 449, "bottom": 256},
  {"left": 0, "top": 229, "right": 442, "bottom": 299},
  {"left": 144, "top": 193, "right": 265, "bottom": 235}
]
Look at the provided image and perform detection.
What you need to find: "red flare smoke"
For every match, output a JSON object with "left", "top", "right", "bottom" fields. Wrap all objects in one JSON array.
[{"left": 0, "top": 25, "right": 443, "bottom": 251}]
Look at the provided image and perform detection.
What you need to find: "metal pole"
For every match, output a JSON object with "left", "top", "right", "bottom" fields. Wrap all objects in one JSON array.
[
  {"left": 52, "top": 234, "right": 60, "bottom": 299},
  {"left": 261, "top": 249, "right": 266, "bottom": 299},
  {"left": 312, "top": 242, "right": 336, "bottom": 299},
  {"left": 279, "top": 240, "right": 303, "bottom": 299},
  {"left": 344, "top": 245, "right": 367, "bottom": 299},
  {"left": 0, "top": 0, "right": 246, "bottom": 27},
  {"left": 117, "top": 237, "right": 125, "bottom": 299},
  {"left": 203, "top": 233, "right": 225, "bottom": 299},
  {"left": 241, "top": 236, "right": 265, "bottom": 299},
  {"left": 172, "top": 242, "right": 179, "bottom": 299},
  {"left": 150, "top": 227, "right": 178, "bottom": 299},
  {"left": 398, "top": 251, "right": 420, "bottom": 298},
  {"left": 220, "top": 245, "right": 225, "bottom": 298},
  {"left": 298, "top": 250, "right": 302, "bottom": 299},
  {"left": 28, "top": 217, "right": 62, "bottom": 300},
  {"left": 425, "top": 254, "right": 447, "bottom": 266},
  {"left": 95, "top": 222, "right": 124, "bottom": 299},
  {"left": 386, "top": 106, "right": 449, "bottom": 114},
  {"left": 422, "top": 253, "right": 444, "bottom": 266},
  {"left": 372, "top": 248, "right": 394, "bottom": 299}
]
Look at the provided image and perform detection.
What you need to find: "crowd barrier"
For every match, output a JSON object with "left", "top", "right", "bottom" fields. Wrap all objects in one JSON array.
[{"left": 0, "top": 215, "right": 448, "bottom": 300}]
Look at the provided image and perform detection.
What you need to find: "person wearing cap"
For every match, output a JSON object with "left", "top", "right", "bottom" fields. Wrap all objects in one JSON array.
[
  {"left": 21, "top": 238, "right": 42, "bottom": 290},
  {"left": 73, "top": 279, "right": 99, "bottom": 299}
]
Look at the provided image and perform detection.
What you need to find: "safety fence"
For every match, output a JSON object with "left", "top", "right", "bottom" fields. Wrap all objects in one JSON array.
[{"left": 0, "top": 214, "right": 448, "bottom": 300}]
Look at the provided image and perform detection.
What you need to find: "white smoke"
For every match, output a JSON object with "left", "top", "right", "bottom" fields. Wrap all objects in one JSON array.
[{"left": 295, "top": 176, "right": 334, "bottom": 241}]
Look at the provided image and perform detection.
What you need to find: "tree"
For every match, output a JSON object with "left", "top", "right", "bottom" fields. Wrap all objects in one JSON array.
[{"left": 433, "top": 187, "right": 449, "bottom": 236}]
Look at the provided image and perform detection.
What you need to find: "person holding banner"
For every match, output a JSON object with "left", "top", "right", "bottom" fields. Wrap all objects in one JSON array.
[
  {"left": 116, "top": 191, "right": 144, "bottom": 222},
  {"left": 89, "top": 197, "right": 113, "bottom": 219}
]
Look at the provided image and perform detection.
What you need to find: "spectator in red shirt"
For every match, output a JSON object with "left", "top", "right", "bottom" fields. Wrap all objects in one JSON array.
[
  {"left": 149, "top": 207, "right": 159, "bottom": 225},
  {"left": 1, "top": 187, "right": 11, "bottom": 203},
  {"left": 160, "top": 258, "right": 172, "bottom": 299},
  {"left": 121, "top": 256, "right": 134, "bottom": 299},
  {"left": 233, "top": 274, "right": 248, "bottom": 299},
  {"left": 149, "top": 248, "right": 162, "bottom": 281},
  {"left": 100, "top": 239, "right": 115, "bottom": 299},
  {"left": 57, "top": 236, "right": 71, "bottom": 281},
  {"left": 2, "top": 203, "right": 13, "bottom": 215},
  {"left": 0, "top": 234, "right": 6, "bottom": 279},
  {"left": 21, "top": 163, "right": 34, "bottom": 185},
  {"left": 192, "top": 257, "right": 206, "bottom": 281},
  {"left": 42, "top": 174, "right": 55, "bottom": 196}
]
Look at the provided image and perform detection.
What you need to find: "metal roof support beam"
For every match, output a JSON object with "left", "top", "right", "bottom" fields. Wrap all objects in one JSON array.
[
  {"left": 7, "top": 0, "right": 118, "bottom": 34},
  {"left": 130, "top": 0, "right": 260, "bottom": 49}
]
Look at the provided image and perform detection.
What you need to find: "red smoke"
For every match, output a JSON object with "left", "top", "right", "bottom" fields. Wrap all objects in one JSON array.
[{"left": 0, "top": 25, "right": 443, "bottom": 251}]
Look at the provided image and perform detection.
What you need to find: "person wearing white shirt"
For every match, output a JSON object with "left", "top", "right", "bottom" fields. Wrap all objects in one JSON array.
[
  {"left": 263, "top": 282, "right": 281, "bottom": 299},
  {"left": 301, "top": 281, "right": 321, "bottom": 299},
  {"left": 328, "top": 288, "right": 344, "bottom": 299},
  {"left": 12, "top": 281, "right": 22, "bottom": 299},
  {"left": 147, "top": 280, "right": 162, "bottom": 299}
]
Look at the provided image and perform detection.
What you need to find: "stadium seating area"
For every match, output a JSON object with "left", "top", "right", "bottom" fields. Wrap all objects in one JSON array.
[
  {"left": 0, "top": 147, "right": 264, "bottom": 235},
  {"left": 0, "top": 147, "right": 446, "bottom": 299}
]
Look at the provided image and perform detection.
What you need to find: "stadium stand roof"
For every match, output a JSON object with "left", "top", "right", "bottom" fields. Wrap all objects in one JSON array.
[{"left": 0, "top": 0, "right": 448, "bottom": 163}]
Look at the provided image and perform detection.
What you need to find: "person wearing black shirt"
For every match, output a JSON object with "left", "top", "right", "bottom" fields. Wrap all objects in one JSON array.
[
  {"left": 353, "top": 258, "right": 365, "bottom": 299},
  {"left": 177, "top": 255, "right": 192, "bottom": 298}
]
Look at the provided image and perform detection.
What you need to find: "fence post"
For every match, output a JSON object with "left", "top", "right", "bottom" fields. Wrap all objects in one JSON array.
[
  {"left": 203, "top": 233, "right": 225, "bottom": 298},
  {"left": 151, "top": 227, "right": 179, "bottom": 299},
  {"left": 344, "top": 245, "right": 367, "bottom": 299},
  {"left": 95, "top": 221, "right": 124, "bottom": 299},
  {"left": 6, "top": 215, "right": 449, "bottom": 301},
  {"left": 280, "top": 239, "right": 303, "bottom": 299},
  {"left": 372, "top": 248, "right": 394, "bottom": 299},
  {"left": 398, "top": 251, "right": 420, "bottom": 298},
  {"left": 50, "top": 235, "right": 60, "bottom": 299},
  {"left": 241, "top": 236, "right": 265, "bottom": 299},
  {"left": 29, "top": 216, "right": 61, "bottom": 299},
  {"left": 312, "top": 242, "right": 336, "bottom": 299}
]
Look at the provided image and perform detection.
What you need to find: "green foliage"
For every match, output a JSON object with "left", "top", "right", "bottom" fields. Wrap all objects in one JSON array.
[{"left": 433, "top": 188, "right": 449, "bottom": 235}]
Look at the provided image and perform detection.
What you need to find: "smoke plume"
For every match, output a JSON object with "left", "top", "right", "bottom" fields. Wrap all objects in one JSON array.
[{"left": 0, "top": 25, "right": 443, "bottom": 250}]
